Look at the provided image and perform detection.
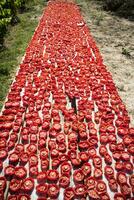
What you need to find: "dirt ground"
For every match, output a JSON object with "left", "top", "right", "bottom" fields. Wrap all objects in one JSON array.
[{"left": 76, "top": 0, "right": 134, "bottom": 126}]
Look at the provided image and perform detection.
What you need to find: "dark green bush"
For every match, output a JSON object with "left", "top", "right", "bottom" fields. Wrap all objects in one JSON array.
[{"left": 0, "top": 0, "right": 28, "bottom": 48}]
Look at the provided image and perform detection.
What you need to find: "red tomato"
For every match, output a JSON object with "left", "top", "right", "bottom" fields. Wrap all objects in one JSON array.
[
  {"left": 73, "top": 169, "right": 84, "bottom": 184},
  {"left": 47, "top": 184, "right": 59, "bottom": 198},
  {"left": 61, "top": 162, "right": 71, "bottom": 175},
  {"left": 36, "top": 184, "right": 48, "bottom": 196},
  {"left": 37, "top": 172, "right": 47, "bottom": 183},
  {"left": 47, "top": 170, "right": 59, "bottom": 183},
  {"left": 22, "top": 178, "right": 34, "bottom": 194},
  {"left": 104, "top": 166, "right": 114, "bottom": 179},
  {"left": 59, "top": 175, "right": 70, "bottom": 188},
  {"left": 9, "top": 179, "right": 21, "bottom": 194},
  {"left": 14, "top": 166, "right": 27, "bottom": 179},
  {"left": 18, "top": 195, "right": 31, "bottom": 200},
  {"left": 108, "top": 178, "right": 118, "bottom": 192},
  {"left": 74, "top": 184, "right": 87, "bottom": 198},
  {"left": 117, "top": 172, "right": 127, "bottom": 185},
  {"left": 82, "top": 162, "right": 91, "bottom": 177},
  {"left": 0, "top": 177, "right": 6, "bottom": 192},
  {"left": 64, "top": 187, "right": 74, "bottom": 200}
]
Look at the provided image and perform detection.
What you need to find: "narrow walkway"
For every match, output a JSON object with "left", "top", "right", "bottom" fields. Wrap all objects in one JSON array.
[{"left": 0, "top": 1, "right": 133, "bottom": 200}]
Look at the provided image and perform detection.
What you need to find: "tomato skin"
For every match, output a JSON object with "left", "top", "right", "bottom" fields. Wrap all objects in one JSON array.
[
  {"left": 85, "top": 177, "right": 96, "bottom": 190},
  {"left": 114, "top": 193, "right": 125, "bottom": 200},
  {"left": 61, "top": 162, "right": 71, "bottom": 175},
  {"left": 47, "top": 170, "right": 59, "bottom": 183},
  {"left": 18, "top": 194, "right": 31, "bottom": 200},
  {"left": 74, "top": 184, "right": 87, "bottom": 198},
  {"left": 9, "top": 152, "right": 19, "bottom": 165},
  {"left": 104, "top": 166, "right": 114, "bottom": 179},
  {"left": 47, "top": 184, "right": 59, "bottom": 198},
  {"left": 117, "top": 172, "right": 127, "bottom": 185},
  {"left": 120, "top": 183, "right": 131, "bottom": 198},
  {"left": 14, "top": 166, "right": 27, "bottom": 179},
  {"left": 82, "top": 162, "right": 91, "bottom": 177},
  {"left": 52, "top": 158, "right": 60, "bottom": 169},
  {"left": 59, "top": 175, "right": 70, "bottom": 188},
  {"left": 64, "top": 187, "right": 75, "bottom": 200},
  {"left": 79, "top": 151, "right": 89, "bottom": 162},
  {"left": 0, "top": 177, "right": 6, "bottom": 192},
  {"left": 108, "top": 178, "right": 118, "bottom": 192},
  {"left": 20, "top": 152, "right": 29, "bottom": 165},
  {"left": 37, "top": 172, "right": 47, "bottom": 184},
  {"left": 9, "top": 179, "right": 21, "bottom": 194},
  {"left": 8, "top": 195, "right": 17, "bottom": 200},
  {"left": 94, "top": 168, "right": 103, "bottom": 179},
  {"left": 73, "top": 169, "right": 84, "bottom": 184},
  {"left": 96, "top": 180, "right": 107, "bottom": 194},
  {"left": 21, "top": 178, "right": 34, "bottom": 194},
  {"left": 36, "top": 184, "right": 48, "bottom": 196}
]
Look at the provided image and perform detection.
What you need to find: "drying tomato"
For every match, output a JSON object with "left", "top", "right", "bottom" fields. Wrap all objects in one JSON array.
[
  {"left": 37, "top": 172, "right": 47, "bottom": 183},
  {"left": 104, "top": 166, "right": 114, "bottom": 179},
  {"left": 88, "top": 147, "right": 97, "bottom": 158},
  {"left": 87, "top": 189, "right": 100, "bottom": 199},
  {"left": 29, "top": 155, "right": 38, "bottom": 166},
  {"left": 0, "top": 177, "right": 6, "bottom": 192},
  {"left": 124, "top": 161, "right": 133, "bottom": 173},
  {"left": 79, "top": 151, "right": 89, "bottom": 162},
  {"left": 36, "top": 184, "right": 48, "bottom": 196},
  {"left": 47, "top": 184, "right": 59, "bottom": 198},
  {"left": 64, "top": 187, "right": 74, "bottom": 200},
  {"left": 73, "top": 169, "right": 84, "bottom": 184},
  {"left": 120, "top": 183, "right": 131, "bottom": 198},
  {"left": 29, "top": 166, "right": 38, "bottom": 178},
  {"left": 94, "top": 168, "right": 103, "bottom": 179},
  {"left": 99, "top": 145, "right": 107, "bottom": 156},
  {"left": 108, "top": 178, "right": 118, "bottom": 192},
  {"left": 85, "top": 177, "right": 96, "bottom": 190},
  {"left": 52, "top": 158, "right": 60, "bottom": 169},
  {"left": 59, "top": 175, "right": 70, "bottom": 188},
  {"left": 22, "top": 178, "right": 34, "bottom": 194},
  {"left": 9, "top": 152, "right": 19, "bottom": 165},
  {"left": 40, "top": 148, "right": 48, "bottom": 160},
  {"left": 74, "top": 184, "right": 87, "bottom": 198},
  {"left": 115, "top": 162, "right": 124, "bottom": 171},
  {"left": 61, "top": 162, "right": 71, "bottom": 175},
  {"left": 47, "top": 170, "right": 59, "bottom": 183},
  {"left": 96, "top": 180, "right": 107, "bottom": 194},
  {"left": 14, "top": 166, "right": 27, "bottom": 179},
  {"left": 117, "top": 172, "right": 127, "bottom": 185},
  {"left": 9, "top": 179, "right": 21, "bottom": 194},
  {"left": 82, "top": 162, "right": 91, "bottom": 177},
  {"left": 20, "top": 152, "right": 29, "bottom": 165},
  {"left": 71, "top": 158, "right": 81, "bottom": 168},
  {"left": 0, "top": 149, "right": 8, "bottom": 161},
  {"left": 121, "top": 151, "right": 130, "bottom": 161},
  {"left": 114, "top": 193, "right": 125, "bottom": 200},
  {"left": 127, "top": 144, "right": 134, "bottom": 155},
  {"left": 8, "top": 195, "right": 17, "bottom": 200},
  {"left": 104, "top": 153, "right": 112, "bottom": 165},
  {"left": 27, "top": 144, "right": 37, "bottom": 155},
  {"left": 18, "top": 194, "right": 31, "bottom": 200},
  {"left": 93, "top": 156, "right": 102, "bottom": 168}
]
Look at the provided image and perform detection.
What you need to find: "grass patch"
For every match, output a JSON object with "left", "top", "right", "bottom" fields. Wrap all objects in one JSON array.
[{"left": 0, "top": 0, "right": 46, "bottom": 110}]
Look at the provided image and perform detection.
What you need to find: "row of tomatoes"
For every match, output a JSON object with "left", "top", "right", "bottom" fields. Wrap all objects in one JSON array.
[{"left": 0, "top": 1, "right": 134, "bottom": 200}]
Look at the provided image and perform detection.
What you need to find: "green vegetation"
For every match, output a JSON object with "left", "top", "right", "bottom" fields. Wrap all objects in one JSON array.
[
  {"left": 103, "top": 0, "right": 134, "bottom": 20},
  {"left": 0, "top": 0, "right": 46, "bottom": 110}
]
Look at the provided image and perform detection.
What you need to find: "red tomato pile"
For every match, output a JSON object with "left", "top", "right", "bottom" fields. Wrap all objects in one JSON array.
[{"left": 0, "top": 1, "right": 134, "bottom": 200}]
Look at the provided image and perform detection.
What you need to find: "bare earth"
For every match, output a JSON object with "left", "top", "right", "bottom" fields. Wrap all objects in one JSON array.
[{"left": 76, "top": 0, "right": 134, "bottom": 126}]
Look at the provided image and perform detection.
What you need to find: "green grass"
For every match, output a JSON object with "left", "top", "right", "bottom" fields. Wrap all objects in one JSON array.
[{"left": 0, "top": 0, "right": 46, "bottom": 110}]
